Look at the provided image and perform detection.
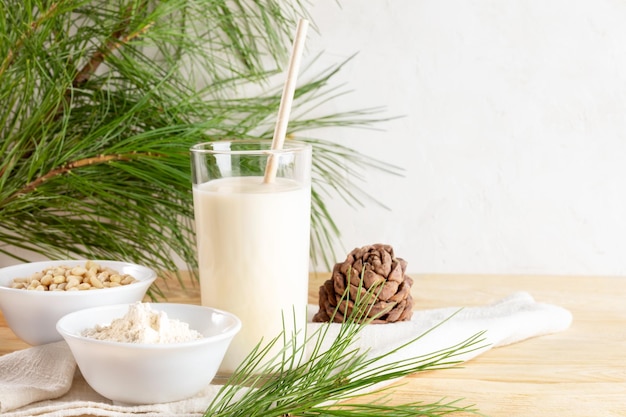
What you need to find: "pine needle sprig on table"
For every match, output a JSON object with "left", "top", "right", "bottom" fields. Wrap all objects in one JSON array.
[
  {"left": 0, "top": 1, "right": 401, "bottom": 273},
  {"left": 204, "top": 284, "right": 486, "bottom": 417}
]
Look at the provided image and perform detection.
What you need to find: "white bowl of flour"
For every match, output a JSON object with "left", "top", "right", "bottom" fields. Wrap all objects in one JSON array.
[{"left": 56, "top": 302, "right": 241, "bottom": 404}]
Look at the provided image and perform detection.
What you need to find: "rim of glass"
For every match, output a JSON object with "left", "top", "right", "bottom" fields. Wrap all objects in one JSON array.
[
  {"left": 190, "top": 139, "right": 310, "bottom": 155},
  {"left": 190, "top": 139, "right": 312, "bottom": 155}
]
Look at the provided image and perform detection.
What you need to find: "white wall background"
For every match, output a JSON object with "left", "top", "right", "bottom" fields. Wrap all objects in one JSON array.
[{"left": 305, "top": 0, "right": 626, "bottom": 275}]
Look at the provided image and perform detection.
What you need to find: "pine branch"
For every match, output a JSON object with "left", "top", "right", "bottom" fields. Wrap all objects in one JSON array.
[
  {"left": 0, "top": 1, "right": 401, "bottom": 275},
  {"left": 0, "top": 2, "right": 59, "bottom": 77},
  {"left": 10, "top": 152, "right": 147, "bottom": 198},
  {"left": 73, "top": 8, "right": 154, "bottom": 87},
  {"left": 203, "top": 283, "right": 486, "bottom": 417},
  {"left": 50, "top": 2, "right": 154, "bottom": 120}
]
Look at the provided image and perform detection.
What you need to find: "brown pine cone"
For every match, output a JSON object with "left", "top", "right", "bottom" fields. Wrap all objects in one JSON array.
[{"left": 312, "top": 243, "right": 414, "bottom": 324}]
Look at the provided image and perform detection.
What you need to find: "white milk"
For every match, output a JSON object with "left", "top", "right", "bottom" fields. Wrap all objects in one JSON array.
[{"left": 193, "top": 176, "right": 311, "bottom": 372}]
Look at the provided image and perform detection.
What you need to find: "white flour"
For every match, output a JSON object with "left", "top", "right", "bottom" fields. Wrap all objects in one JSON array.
[{"left": 82, "top": 302, "right": 203, "bottom": 343}]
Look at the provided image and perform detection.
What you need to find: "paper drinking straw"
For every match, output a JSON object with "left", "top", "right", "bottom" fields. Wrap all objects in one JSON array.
[{"left": 263, "top": 18, "right": 309, "bottom": 183}]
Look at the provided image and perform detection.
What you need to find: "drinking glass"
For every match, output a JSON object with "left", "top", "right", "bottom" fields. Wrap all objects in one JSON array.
[{"left": 190, "top": 139, "right": 312, "bottom": 372}]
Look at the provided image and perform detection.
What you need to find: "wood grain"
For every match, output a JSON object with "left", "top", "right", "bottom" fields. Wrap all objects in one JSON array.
[{"left": 2, "top": 272, "right": 625, "bottom": 416}]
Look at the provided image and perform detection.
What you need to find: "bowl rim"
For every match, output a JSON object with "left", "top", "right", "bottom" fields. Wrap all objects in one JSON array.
[
  {"left": 0, "top": 260, "right": 157, "bottom": 294},
  {"left": 56, "top": 302, "right": 242, "bottom": 349}
]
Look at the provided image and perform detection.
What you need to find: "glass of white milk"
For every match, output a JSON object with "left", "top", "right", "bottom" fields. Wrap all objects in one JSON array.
[{"left": 190, "top": 140, "right": 311, "bottom": 373}]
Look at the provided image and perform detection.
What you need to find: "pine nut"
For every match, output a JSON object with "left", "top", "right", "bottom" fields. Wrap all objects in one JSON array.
[{"left": 10, "top": 262, "right": 140, "bottom": 292}]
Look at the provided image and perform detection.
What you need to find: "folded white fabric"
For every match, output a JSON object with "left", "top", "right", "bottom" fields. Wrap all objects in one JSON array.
[
  {"left": 1, "top": 291, "right": 572, "bottom": 417},
  {"left": 0, "top": 342, "right": 76, "bottom": 413}
]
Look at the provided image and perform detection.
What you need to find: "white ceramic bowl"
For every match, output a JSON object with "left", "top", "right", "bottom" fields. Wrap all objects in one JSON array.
[
  {"left": 0, "top": 260, "right": 156, "bottom": 345},
  {"left": 56, "top": 303, "right": 241, "bottom": 404}
]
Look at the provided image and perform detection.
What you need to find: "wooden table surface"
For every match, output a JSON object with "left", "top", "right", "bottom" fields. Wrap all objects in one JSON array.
[{"left": 1, "top": 272, "right": 625, "bottom": 416}]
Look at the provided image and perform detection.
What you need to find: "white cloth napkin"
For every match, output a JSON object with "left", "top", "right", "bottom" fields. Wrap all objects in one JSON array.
[
  {"left": 0, "top": 342, "right": 76, "bottom": 413},
  {"left": 1, "top": 291, "right": 572, "bottom": 417}
]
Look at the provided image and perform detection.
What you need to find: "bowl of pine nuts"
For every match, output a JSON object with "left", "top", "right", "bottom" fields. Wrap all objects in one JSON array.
[{"left": 0, "top": 260, "right": 156, "bottom": 345}]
